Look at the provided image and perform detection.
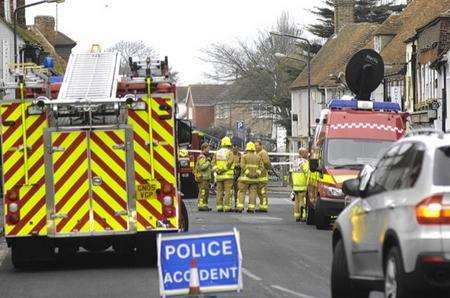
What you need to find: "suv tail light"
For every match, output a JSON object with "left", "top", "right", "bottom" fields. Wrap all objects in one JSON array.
[{"left": 416, "top": 194, "right": 450, "bottom": 224}]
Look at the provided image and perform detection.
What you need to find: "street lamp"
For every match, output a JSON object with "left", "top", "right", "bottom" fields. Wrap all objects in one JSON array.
[
  {"left": 274, "top": 53, "right": 307, "bottom": 66},
  {"left": 270, "top": 31, "right": 312, "bottom": 149},
  {"left": 13, "top": 0, "right": 65, "bottom": 64}
]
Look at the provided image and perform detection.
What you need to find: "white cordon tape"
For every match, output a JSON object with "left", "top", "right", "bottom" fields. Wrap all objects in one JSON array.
[{"left": 186, "top": 150, "right": 298, "bottom": 157}]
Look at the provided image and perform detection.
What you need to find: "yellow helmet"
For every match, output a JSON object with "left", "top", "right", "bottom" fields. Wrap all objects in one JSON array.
[
  {"left": 221, "top": 136, "right": 232, "bottom": 147},
  {"left": 246, "top": 142, "right": 256, "bottom": 151},
  {"left": 179, "top": 148, "right": 189, "bottom": 157}
]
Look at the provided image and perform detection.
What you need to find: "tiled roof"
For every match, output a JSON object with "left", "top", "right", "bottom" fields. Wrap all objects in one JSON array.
[
  {"left": 55, "top": 31, "right": 76, "bottom": 47},
  {"left": 380, "top": 0, "right": 450, "bottom": 75},
  {"left": 292, "top": 0, "right": 450, "bottom": 88},
  {"left": 374, "top": 14, "right": 402, "bottom": 35},
  {"left": 291, "top": 23, "right": 379, "bottom": 89},
  {"left": 188, "top": 84, "right": 227, "bottom": 106}
]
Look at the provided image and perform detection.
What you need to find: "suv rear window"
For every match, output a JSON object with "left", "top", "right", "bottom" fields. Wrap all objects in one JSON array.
[{"left": 434, "top": 146, "right": 450, "bottom": 185}]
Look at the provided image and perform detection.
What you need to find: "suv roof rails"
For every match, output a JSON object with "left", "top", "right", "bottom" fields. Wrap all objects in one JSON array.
[{"left": 406, "top": 128, "right": 445, "bottom": 139}]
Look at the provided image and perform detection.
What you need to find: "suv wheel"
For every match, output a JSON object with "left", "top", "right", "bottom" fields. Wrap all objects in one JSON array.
[
  {"left": 384, "top": 247, "right": 418, "bottom": 298},
  {"left": 315, "top": 198, "right": 330, "bottom": 230},
  {"left": 331, "top": 239, "right": 370, "bottom": 298}
]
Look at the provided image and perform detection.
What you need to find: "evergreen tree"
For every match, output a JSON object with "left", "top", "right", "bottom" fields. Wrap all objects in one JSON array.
[
  {"left": 308, "top": 0, "right": 405, "bottom": 39},
  {"left": 308, "top": 0, "right": 335, "bottom": 39}
]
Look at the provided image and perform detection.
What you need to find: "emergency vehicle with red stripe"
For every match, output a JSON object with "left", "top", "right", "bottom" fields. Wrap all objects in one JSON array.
[
  {"left": 1, "top": 51, "right": 188, "bottom": 267},
  {"left": 308, "top": 100, "right": 409, "bottom": 230}
]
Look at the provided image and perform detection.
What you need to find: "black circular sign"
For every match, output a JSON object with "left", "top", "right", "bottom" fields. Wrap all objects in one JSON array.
[{"left": 345, "top": 49, "right": 384, "bottom": 100}]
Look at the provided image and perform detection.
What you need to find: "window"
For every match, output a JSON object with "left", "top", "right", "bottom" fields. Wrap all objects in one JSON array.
[
  {"left": 325, "top": 139, "right": 393, "bottom": 168},
  {"left": 215, "top": 104, "right": 229, "bottom": 119},
  {"left": 251, "top": 104, "right": 272, "bottom": 119},
  {"left": 374, "top": 36, "right": 382, "bottom": 53},
  {"left": 367, "top": 142, "right": 425, "bottom": 196},
  {"left": 434, "top": 146, "right": 450, "bottom": 186}
]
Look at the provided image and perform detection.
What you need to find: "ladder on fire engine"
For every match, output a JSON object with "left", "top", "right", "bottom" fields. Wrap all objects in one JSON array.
[{"left": 58, "top": 52, "right": 121, "bottom": 102}]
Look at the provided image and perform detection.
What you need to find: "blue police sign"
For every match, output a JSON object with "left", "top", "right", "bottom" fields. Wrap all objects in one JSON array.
[{"left": 158, "top": 229, "right": 242, "bottom": 297}]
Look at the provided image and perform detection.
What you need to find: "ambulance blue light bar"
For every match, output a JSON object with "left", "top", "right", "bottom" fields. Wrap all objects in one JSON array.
[{"left": 328, "top": 99, "right": 401, "bottom": 112}]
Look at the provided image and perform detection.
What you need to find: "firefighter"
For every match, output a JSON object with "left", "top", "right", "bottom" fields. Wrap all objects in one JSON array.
[
  {"left": 291, "top": 148, "right": 310, "bottom": 222},
  {"left": 232, "top": 145, "right": 242, "bottom": 209},
  {"left": 212, "top": 137, "right": 235, "bottom": 212},
  {"left": 195, "top": 143, "right": 212, "bottom": 212},
  {"left": 255, "top": 141, "right": 271, "bottom": 212},
  {"left": 236, "top": 142, "right": 262, "bottom": 213}
]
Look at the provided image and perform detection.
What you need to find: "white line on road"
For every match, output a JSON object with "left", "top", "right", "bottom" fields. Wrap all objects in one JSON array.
[
  {"left": 270, "top": 285, "right": 316, "bottom": 298},
  {"left": 242, "top": 267, "right": 262, "bottom": 281}
]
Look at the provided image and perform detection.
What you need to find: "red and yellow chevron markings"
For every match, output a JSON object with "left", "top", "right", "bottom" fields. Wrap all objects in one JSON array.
[
  {"left": 90, "top": 130, "right": 129, "bottom": 232},
  {"left": 2, "top": 103, "right": 47, "bottom": 236},
  {"left": 128, "top": 95, "right": 178, "bottom": 231},
  {"left": 151, "top": 96, "right": 178, "bottom": 229},
  {"left": 52, "top": 131, "right": 90, "bottom": 235}
]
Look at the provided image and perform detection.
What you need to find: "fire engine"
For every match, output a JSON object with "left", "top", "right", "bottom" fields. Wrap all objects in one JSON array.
[
  {"left": 1, "top": 51, "right": 188, "bottom": 267},
  {"left": 307, "top": 49, "right": 408, "bottom": 230}
]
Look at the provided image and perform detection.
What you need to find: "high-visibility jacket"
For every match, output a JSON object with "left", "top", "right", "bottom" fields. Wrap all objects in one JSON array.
[
  {"left": 292, "top": 158, "right": 310, "bottom": 192},
  {"left": 195, "top": 154, "right": 212, "bottom": 181},
  {"left": 257, "top": 149, "right": 271, "bottom": 183},
  {"left": 213, "top": 147, "right": 234, "bottom": 181},
  {"left": 238, "top": 152, "right": 262, "bottom": 184}
]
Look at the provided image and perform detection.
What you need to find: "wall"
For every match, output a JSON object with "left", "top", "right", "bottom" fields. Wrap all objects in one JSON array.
[
  {"left": 291, "top": 88, "right": 323, "bottom": 144},
  {"left": 0, "top": 20, "right": 24, "bottom": 100},
  {"left": 193, "top": 105, "right": 214, "bottom": 130},
  {"left": 214, "top": 102, "right": 273, "bottom": 137}
]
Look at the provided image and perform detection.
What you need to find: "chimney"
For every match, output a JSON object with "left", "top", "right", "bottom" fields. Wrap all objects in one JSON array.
[
  {"left": 334, "top": 0, "right": 355, "bottom": 34},
  {"left": 1, "top": 0, "right": 26, "bottom": 26},
  {"left": 35, "top": 16, "right": 56, "bottom": 45}
]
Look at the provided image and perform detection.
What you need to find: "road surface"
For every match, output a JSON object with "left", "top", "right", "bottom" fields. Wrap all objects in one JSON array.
[{"left": 0, "top": 190, "right": 384, "bottom": 298}]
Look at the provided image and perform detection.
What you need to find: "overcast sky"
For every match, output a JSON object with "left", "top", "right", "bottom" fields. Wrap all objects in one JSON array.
[{"left": 25, "top": 0, "right": 318, "bottom": 85}]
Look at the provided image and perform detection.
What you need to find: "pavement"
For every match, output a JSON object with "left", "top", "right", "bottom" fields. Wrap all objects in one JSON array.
[{"left": 0, "top": 191, "right": 384, "bottom": 298}]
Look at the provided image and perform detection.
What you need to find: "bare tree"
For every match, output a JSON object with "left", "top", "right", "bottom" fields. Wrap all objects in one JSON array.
[
  {"left": 201, "top": 12, "right": 304, "bottom": 134},
  {"left": 107, "top": 41, "right": 156, "bottom": 75}
]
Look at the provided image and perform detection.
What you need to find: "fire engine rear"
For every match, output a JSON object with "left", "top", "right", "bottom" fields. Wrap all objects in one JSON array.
[{"left": 1, "top": 51, "right": 188, "bottom": 267}]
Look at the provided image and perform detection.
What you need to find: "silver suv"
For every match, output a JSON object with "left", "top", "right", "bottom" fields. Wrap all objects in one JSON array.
[{"left": 331, "top": 131, "right": 450, "bottom": 298}]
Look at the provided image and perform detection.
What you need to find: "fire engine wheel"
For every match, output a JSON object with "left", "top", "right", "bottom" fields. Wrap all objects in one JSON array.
[
  {"left": 179, "top": 200, "right": 189, "bottom": 232},
  {"left": 315, "top": 198, "right": 330, "bottom": 230}
]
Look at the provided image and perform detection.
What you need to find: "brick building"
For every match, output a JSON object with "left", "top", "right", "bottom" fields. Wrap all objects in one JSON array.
[
  {"left": 184, "top": 84, "right": 227, "bottom": 131},
  {"left": 214, "top": 99, "right": 274, "bottom": 138}
]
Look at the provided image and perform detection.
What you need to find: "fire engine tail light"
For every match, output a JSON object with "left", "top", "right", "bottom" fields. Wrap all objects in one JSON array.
[
  {"left": 162, "top": 183, "right": 173, "bottom": 195},
  {"left": 6, "top": 189, "right": 18, "bottom": 201},
  {"left": 163, "top": 196, "right": 173, "bottom": 206},
  {"left": 5, "top": 188, "right": 21, "bottom": 225},
  {"left": 416, "top": 194, "right": 450, "bottom": 224}
]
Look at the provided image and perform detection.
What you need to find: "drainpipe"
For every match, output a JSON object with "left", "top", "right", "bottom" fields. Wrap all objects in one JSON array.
[
  {"left": 443, "top": 64, "right": 447, "bottom": 132},
  {"left": 411, "top": 43, "right": 418, "bottom": 111}
]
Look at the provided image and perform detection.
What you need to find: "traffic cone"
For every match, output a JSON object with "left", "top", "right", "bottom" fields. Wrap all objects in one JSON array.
[{"left": 188, "top": 258, "right": 201, "bottom": 295}]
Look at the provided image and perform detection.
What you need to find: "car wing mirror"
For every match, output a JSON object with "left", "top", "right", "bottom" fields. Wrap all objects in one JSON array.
[
  {"left": 342, "top": 178, "right": 361, "bottom": 197},
  {"left": 358, "top": 165, "right": 374, "bottom": 192}
]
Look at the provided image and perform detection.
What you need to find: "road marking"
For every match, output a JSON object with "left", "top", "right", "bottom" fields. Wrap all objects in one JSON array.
[
  {"left": 268, "top": 198, "right": 293, "bottom": 205},
  {"left": 270, "top": 285, "right": 315, "bottom": 298},
  {"left": 237, "top": 216, "right": 283, "bottom": 223},
  {"left": 242, "top": 267, "right": 262, "bottom": 281}
]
